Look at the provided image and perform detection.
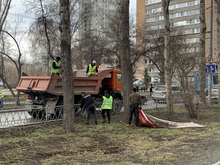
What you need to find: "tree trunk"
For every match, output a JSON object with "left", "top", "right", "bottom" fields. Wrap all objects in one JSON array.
[
  {"left": 119, "top": 0, "right": 133, "bottom": 122},
  {"left": 216, "top": 0, "right": 220, "bottom": 104},
  {"left": 162, "top": 0, "right": 173, "bottom": 114},
  {"left": 0, "top": 0, "right": 12, "bottom": 30},
  {"left": 59, "top": 0, "right": 75, "bottom": 132},
  {"left": 199, "top": 0, "right": 207, "bottom": 108}
]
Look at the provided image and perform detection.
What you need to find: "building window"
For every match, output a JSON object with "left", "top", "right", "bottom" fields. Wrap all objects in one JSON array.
[{"left": 146, "top": 0, "right": 200, "bottom": 14}]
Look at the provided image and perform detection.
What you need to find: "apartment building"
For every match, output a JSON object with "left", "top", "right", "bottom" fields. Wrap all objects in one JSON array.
[
  {"left": 136, "top": 0, "right": 217, "bottom": 82},
  {"left": 79, "top": 0, "right": 118, "bottom": 38},
  {"left": 78, "top": 0, "right": 119, "bottom": 68}
]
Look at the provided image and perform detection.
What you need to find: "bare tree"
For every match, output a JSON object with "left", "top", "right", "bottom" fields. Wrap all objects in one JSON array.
[
  {"left": 59, "top": 0, "right": 75, "bottom": 132},
  {"left": 26, "top": 0, "right": 61, "bottom": 76},
  {"left": 173, "top": 40, "right": 199, "bottom": 118},
  {"left": 162, "top": 0, "right": 173, "bottom": 114},
  {"left": 119, "top": 0, "right": 132, "bottom": 121},
  {"left": 0, "top": 0, "right": 12, "bottom": 86},
  {"left": 0, "top": 30, "right": 23, "bottom": 102},
  {"left": 199, "top": 0, "right": 207, "bottom": 108},
  {"left": 0, "top": 0, "right": 11, "bottom": 30}
]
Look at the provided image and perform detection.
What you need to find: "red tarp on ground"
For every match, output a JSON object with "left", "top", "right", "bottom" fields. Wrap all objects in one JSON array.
[
  {"left": 139, "top": 109, "right": 160, "bottom": 128},
  {"left": 138, "top": 109, "right": 205, "bottom": 128}
]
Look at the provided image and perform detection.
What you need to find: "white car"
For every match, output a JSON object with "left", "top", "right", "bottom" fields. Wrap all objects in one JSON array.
[
  {"left": 133, "top": 80, "right": 144, "bottom": 86},
  {"left": 152, "top": 85, "right": 181, "bottom": 102},
  {"left": 211, "top": 85, "right": 219, "bottom": 99}
]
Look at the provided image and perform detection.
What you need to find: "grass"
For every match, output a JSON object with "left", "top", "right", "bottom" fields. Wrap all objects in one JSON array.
[{"left": 0, "top": 105, "right": 220, "bottom": 164}]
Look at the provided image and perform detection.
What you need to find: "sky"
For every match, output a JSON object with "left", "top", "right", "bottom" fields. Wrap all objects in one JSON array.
[
  {"left": 130, "top": 0, "right": 136, "bottom": 16},
  {"left": 6, "top": 0, "right": 137, "bottom": 62}
]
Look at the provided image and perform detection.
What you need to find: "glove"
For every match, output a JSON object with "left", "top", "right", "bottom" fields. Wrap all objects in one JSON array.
[
  {"left": 96, "top": 73, "right": 98, "bottom": 75},
  {"left": 85, "top": 73, "right": 88, "bottom": 76}
]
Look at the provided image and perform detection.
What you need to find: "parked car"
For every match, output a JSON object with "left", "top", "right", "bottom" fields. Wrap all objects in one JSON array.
[
  {"left": 211, "top": 85, "right": 218, "bottom": 99},
  {"left": 149, "top": 81, "right": 160, "bottom": 87},
  {"left": 152, "top": 85, "right": 181, "bottom": 102},
  {"left": 140, "top": 94, "right": 148, "bottom": 104},
  {"left": 133, "top": 80, "right": 144, "bottom": 86}
]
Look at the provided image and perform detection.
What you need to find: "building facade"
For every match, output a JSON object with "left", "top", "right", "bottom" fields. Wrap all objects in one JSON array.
[
  {"left": 78, "top": 0, "right": 119, "bottom": 68},
  {"left": 136, "top": 0, "right": 217, "bottom": 82},
  {"left": 79, "top": 0, "right": 118, "bottom": 39}
]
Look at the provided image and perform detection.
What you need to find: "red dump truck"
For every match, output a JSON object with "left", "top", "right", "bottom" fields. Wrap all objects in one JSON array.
[
  {"left": 16, "top": 68, "right": 147, "bottom": 118},
  {"left": 16, "top": 68, "right": 124, "bottom": 118}
]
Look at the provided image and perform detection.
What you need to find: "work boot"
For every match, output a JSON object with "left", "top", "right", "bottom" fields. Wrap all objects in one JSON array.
[
  {"left": 85, "top": 123, "right": 89, "bottom": 125},
  {"left": 108, "top": 121, "right": 110, "bottom": 123},
  {"left": 102, "top": 120, "right": 106, "bottom": 123},
  {"left": 126, "top": 124, "right": 132, "bottom": 127},
  {"left": 135, "top": 123, "right": 140, "bottom": 127}
]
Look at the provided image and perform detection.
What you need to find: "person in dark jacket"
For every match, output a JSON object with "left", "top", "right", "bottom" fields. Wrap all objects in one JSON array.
[
  {"left": 51, "top": 57, "right": 61, "bottom": 76},
  {"left": 79, "top": 92, "right": 98, "bottom": 125},
  {"left": 101, "top": 90, "right": 113, "bottom": 123},
  {"left": 149, "top": 84, "right": 153, "bottom": 96},
  {"left": 127, "top": 88, "right": 141, "bottom": 127}
]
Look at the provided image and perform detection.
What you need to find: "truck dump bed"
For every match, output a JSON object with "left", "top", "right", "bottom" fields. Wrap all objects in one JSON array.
[{"left": 16, "top": 68, "right": 120, "bottom": 96}]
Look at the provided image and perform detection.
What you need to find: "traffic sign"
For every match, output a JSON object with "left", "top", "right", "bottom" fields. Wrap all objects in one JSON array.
[
  {"left": 205, "top": 64, "right": 215, "bottom": 73},
  {"left": 206, "top": 55, "right": 214, "bottom": 63}
]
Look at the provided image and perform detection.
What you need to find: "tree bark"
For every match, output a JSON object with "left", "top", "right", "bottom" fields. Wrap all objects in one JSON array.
[
  {"left": 59, "top": 0, "right": 75, "bottom": 132},
  {"left": 162, "top": 0, "right": 173, "bottom": 114},
  {"left": 0, "top": 0, "right": 12, "bottom": 30},
  {"left": 216, "top": 0, "right": 220, "bottom": 104},
  {"left": 119, "top": 0, "right": 133, "bottom": 122},
  {"left": 199, "top": 0, "right": 207, "bottom": 108}
]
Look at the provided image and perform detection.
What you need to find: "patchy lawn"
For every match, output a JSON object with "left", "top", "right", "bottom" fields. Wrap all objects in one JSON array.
[{"left": 0, "top": 105, "right": 220, "bottom": 165}]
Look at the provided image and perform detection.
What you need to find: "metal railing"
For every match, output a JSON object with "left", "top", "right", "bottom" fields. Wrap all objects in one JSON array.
[
  {"left": 0, "top": 96, "right": 205, "bottom": 128},
  {"left": 0, "top": 101, "right": 121, "bottom": 128}
]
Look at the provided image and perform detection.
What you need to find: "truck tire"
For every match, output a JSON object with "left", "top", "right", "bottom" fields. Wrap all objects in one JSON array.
[
  {"left": 77, "top": 102, "right": 86, "bottom": 118},
  {"left": 53, "top": 101, "right": 63, "bottom": 119},
  {"left": 81, "top": 108, "right": 86, "bottom": 118},
  {"left": 29, "top": 109, "right": 45, "bottom": 120},
  {"left": 113, "top": 97, "right": 122, "bottom": 113}
]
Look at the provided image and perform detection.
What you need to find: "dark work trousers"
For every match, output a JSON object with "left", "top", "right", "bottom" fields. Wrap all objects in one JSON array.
[
  {"left": 102, "top": 109, "right": 111, "bottom": 122},
  {"left": 128, "top": 104, "right": 139, "bottom": 125},
  {"left": 86, "top": 103, "right": 97, "bottom": 124},
  {"left": 0, "top": 98, "right": 4, "bottom": 107}
]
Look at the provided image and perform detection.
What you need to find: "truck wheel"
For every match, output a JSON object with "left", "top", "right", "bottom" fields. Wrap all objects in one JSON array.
[
  {"left": 113, "top": 97, "right": 122, "bottom": 113},
  {"left": 53, "top": 101, "right": 63, "bottom": 119},
  {"left": 29, "top": 109, "right": 45, "bottom": 120},
  {"left": 81, "top": 109, "right": 86, "bottom": 118},
  {"left": 74, "top": 100, "right": 83, "bottom": 117}
]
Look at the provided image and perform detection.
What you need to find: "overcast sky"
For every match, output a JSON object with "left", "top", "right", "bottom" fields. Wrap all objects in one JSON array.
[
  {"left": 6, "top": 0, "right": 137, "bottom": 61},
  {"left": 130, "top": 0, "right": 136, "bottom": 16}
]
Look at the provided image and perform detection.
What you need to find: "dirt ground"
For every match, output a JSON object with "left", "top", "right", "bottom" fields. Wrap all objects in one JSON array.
[{"left": 0, "top": 106, "right": 220, "bottom": 165}]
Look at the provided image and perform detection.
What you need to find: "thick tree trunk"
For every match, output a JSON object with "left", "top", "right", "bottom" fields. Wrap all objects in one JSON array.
[
  {"left": 216, "top": 0, "right": 220, "bottom": 104},
  {"left": 119, "top": 0, "right": 133, "bottom": 122},
  {"left": 59, "top": 0, "right": 75, "bottom": 132},
  {"left": 199, "top": 0, "right": 207, "bottom": 108},
  {"left": 162, "top": 0, "right": 173, "bottom": 114}
]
